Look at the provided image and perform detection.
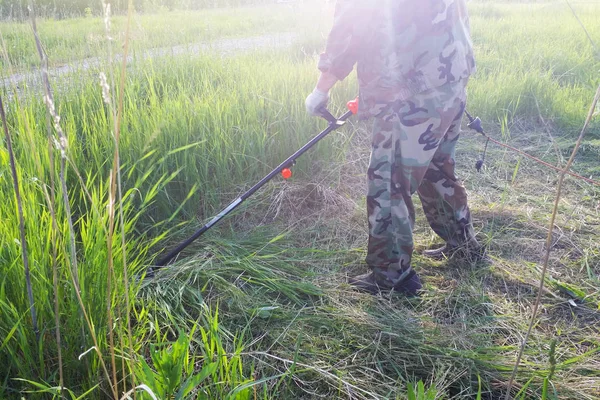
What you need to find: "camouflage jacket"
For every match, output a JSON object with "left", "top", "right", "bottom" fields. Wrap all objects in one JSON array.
[{"left": 318, "top": 0, "right": 476, "bottom": 119}]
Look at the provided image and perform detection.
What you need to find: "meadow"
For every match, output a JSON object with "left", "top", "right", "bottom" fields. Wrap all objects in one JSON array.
[{"left": 1, "top": 1, "right": 599, "bottom": 399}]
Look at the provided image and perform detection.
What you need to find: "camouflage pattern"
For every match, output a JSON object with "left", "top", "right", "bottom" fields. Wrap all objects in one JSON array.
[
  {"left": 366, "top": 80, "right": 476, "bottom": 286},
  {"left": 318, "top": 0, "right": 476, "bottom": 119},
  {"left": 317, "top": 0, "right": 477, "bottom": 286}
]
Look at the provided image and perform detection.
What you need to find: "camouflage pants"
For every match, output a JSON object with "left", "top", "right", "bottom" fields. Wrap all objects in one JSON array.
[{"left": 366, "top": 81, "right": 476, "bottom": 286}]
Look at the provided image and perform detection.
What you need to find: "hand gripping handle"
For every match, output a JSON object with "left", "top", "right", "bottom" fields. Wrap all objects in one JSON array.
[{"left": 318, "top": 97, "right": 359, "bottom": 123}]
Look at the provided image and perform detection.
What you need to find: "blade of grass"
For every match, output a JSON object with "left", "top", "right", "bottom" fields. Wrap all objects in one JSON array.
[{"left": 0, "top": 95, "right": 38, "bottom": 341}]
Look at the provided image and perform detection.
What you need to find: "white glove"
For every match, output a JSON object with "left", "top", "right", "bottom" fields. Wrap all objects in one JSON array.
[{"left": 305, "top": 88, "right": 329, "bottom": 116}]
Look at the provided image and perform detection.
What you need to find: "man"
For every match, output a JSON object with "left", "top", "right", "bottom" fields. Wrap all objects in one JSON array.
[{"left": 305, "top": 0, "right": 483, "bottom": 296}]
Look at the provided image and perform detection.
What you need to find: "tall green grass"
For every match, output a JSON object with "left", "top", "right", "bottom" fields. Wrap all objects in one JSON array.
[
  {"left": 0, "top": 47, "right": 348, "bottom": 396},
  {"left": 0, "top": 3, "right": 327, "bottom": 71},
  {"left": 2, "top": 2, "right": 598, "bottom": 138},
  {"left": 467, "top": 3, "right": 600, "bottom": 133}
]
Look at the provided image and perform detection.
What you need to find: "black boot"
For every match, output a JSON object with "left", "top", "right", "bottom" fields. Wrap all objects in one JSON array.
[{"left": 349, "top": 269, "right": 422, "bottom": 296}]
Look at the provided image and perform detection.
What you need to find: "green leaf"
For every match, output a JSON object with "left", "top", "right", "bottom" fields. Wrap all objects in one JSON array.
[
  {"left": 407, "top": 382, "right": 416, "bottom": 400},
  {"left": 12, "top": 378, "right": 80, "bottom": 397},
  {"left": 418, "top": 381, "right": 425, "bottom": 398},
  {"left": 514, "top": 377, "right": 535, "bottom": 400},
  {"left": 0, "top": 309, "right": 28, "bottom": 353},
  {"left": 226, "top": 374, "right": 288, "bottom": 400},
  {"left": 542, "top": 377, "right": 550, "bottom": 400},
  {"left": 0, "top": 148, "right": 8, "bottom": 167},
  {"left": 165, "top": 141, "right": 206, "bottom": 157},
  {"left": 150, "top": 334, "right": 189, "bottom": 396},
  {"left": 554, "top": 281, "right": 586, "bottom": 301},
  {"left": 75, "top": 384, "right": 100, "bottom": 400},
  {"left": 174, "top": 362, "right": 218, "bottom": 400},
  {"left": 267, "top": 233, "right": 287, "bottom": 244},
  {"left": 137, "top": 357, "right": 160, "bottom": 398}
]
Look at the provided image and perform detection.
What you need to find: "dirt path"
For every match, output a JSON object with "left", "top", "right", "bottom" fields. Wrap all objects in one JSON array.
[{"left": 2, "top": 33, "right": 297, "bottom": 98}]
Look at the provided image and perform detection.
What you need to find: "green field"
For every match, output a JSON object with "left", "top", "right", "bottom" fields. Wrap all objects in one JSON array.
[{"left": 1, "top": 1, "right": 600, "bottom": 399}]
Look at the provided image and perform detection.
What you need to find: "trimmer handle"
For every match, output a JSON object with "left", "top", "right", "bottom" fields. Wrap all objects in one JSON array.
[
  {"left": 318, "top": 97, "right": 359, "bottom": 123},
  {"left": 154, "top": 98, "right": 359, "bottom": 267},
  {"left": 318, "top": 108, "right": 339, "bottom": 124}
]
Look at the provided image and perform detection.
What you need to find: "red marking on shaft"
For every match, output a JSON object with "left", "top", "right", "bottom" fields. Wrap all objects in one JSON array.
[
  {"left": 347, "top": 98, "right": 359, "bottom": 115},
  {"left": 281, "top": 168, "right": 292, "bottom": 180}
]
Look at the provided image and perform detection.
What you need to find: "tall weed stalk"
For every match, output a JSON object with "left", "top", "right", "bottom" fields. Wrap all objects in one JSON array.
[
  {"left": 504, "top": 84, "right": 600, "bottom": 399},
  {"left": 101, "top": 0, "right": 137, "bottom": 395},
  {"left": 0, "top": 30, "right": 65, "bottom": 394},
  {"left": 28, "top": 2, "right": 117, "bottom": 397}
]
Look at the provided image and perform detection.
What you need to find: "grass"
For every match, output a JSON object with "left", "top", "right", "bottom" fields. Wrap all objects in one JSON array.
[
  {"left": 1, "top": 1, "right": 600, "bottom": 399},
  {"left": 0, "top": 3, "right": 328, "bottom": 71},
  {"left": 467, "top": 2, "right": 600, "bottom": 133}
]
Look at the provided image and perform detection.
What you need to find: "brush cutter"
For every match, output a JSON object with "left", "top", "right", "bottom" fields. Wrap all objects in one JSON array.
[{"left": 154, "top": 98, "right": 359, "bottom": 267}]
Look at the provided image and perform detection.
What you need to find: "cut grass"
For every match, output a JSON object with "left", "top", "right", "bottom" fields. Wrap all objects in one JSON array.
[
  {"left": 143, "top": 99, "right": 600, "bottom": 398},
  {"left": 141, "top": 172, "right": 600, "bottom": 398}
]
